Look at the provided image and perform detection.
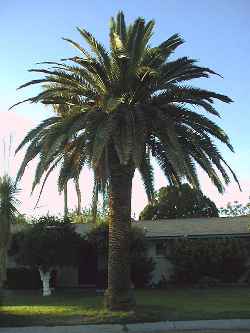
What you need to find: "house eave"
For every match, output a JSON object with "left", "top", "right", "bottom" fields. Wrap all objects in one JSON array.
[{"left": 146, "top": 233, "right": 250, "bottom": 240}]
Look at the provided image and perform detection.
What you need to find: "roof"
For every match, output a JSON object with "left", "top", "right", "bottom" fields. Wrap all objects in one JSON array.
[
  {"left": 134, "top": 216, "right": 250, "bottom": 239},
  {"left": 11, "top": 216, "right": 250, "bottom": 239}
]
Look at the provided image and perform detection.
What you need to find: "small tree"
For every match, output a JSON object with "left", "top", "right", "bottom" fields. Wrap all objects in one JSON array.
[
  {"left": 10, "top": 217, "right": 82, "bottom": 296},
  {"left": 139, "top": 184, "right": 218, "bottom": 220}
]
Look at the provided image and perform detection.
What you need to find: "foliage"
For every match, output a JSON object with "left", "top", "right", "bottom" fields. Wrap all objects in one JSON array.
[
  {"left": 197, "top": 276, "right": 220, "bottom": 288},
  {"left": 10, "top": 220, "right": 83, "bottom": 272},
  {"left": 219, "top": 199, "right": 250, "bottom": 217},
  {"left": 139, "top": 183, "right": 218, "bottom": 220},
  {"left": 166, "top": 238, "right": 249, "bottom": 284},
  {"left": 14, "top": 214, "right": 30, "bottom": 224},
  {"left": 13, "top": 13, "right": 240, "bottom": 208},
  {"left": 6, "top": 268, "right": 41, "bottom": 290},
  {"left": 86, "top": 222, "right": 155, "bottom": 287},
  {"left": 0, "top": 175, "right": 20, "bottom": 287},
  {"left": 68, "top": 208, "right": 108, "bottom": 224},
  {"left": 130, "top": 256, "right": 155, "bottom": 288},
  {"left": 13, "top": 11, "right": 239, "bottom": 308},
  {"left": 87, "top": 222, "right": 109, "bottom": 252},
  {"left": 30, "top": 214, "right": 67, "bottom": 225},
  {"left": 0, "top": 175, "right": 20, "bottom": 220}
]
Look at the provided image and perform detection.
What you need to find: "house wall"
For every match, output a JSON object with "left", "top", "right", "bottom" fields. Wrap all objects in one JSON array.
[
  {"left": 7, "top": 219, "right": 250, "bottom": 288},
  {"left": 57, "top": 267, "right": 78, "bottom": 287},
  {"left": 147, "top": 240, "right": 173, "bottom": 284},
  {"left": 6, "top": 239, "right": 172, "bottom": 288}
]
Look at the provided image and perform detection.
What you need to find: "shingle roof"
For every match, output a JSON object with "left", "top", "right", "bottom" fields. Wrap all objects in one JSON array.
[
  {"left": 134, "top": 216, "right": 250, "bottom": 239},
  {"left": 11, "top": 216, "right": 250, "bottom": 239}
]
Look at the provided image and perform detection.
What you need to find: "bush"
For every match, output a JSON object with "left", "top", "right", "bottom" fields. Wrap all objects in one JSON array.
[
  {"left": 197, "top": 276, "right": 220, "bottom": 288},
  {"left": 6, "top": 268, "right": 41, "bottom": 289},
  {"left": 96, "top": 268, "right": 108, "bottom": 289},
  {"left": 167, "top": 238, "right": 249, "bottom": 285},
  {"left": 131, "top": 256, "right": 155, "bottom": 288}
]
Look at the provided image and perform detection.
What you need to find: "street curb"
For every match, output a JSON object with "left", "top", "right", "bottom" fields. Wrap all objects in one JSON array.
[
  {"left": 1, "top": 319, "right": 250, "bottom": 332},
  {"left": 127, "top": 319, "right": 250, "bottom": 331}
]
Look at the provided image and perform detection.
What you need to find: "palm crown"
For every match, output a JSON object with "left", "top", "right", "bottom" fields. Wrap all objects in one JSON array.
[{"left": 13, "top": 11, "right": 239, "bottom": 203}]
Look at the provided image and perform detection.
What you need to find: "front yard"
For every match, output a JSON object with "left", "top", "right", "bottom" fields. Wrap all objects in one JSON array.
[{"left": 1, "top": 287, "right": 250, "bottom": 327}]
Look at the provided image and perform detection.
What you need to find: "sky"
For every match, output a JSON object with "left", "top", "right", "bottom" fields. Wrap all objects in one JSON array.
[{"left": 0, "top": 0, "right": 250, "bottom": 218}]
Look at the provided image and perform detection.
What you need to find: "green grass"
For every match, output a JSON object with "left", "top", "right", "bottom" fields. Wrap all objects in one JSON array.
[{"left": 1, "top": 287, "right": 250, "bottom": 327}]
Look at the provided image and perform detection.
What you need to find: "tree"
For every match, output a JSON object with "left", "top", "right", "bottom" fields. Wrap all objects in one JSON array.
[
  {"left": 10, "top": 217, "right": 82, "bottom": 296},
  {"left": 12, "top": 12, "right": 239, "bottom": 309},
  {"left": 140, "top": 183, "right": 218, "bottom": 220},
  {"left": 68, "top": 207, "right": 108, "bottom": 224},
  {"left": 219, "top": 200, "right": 250, "bottom": 217},
  {"left": 51, "top": 102, "right": 82, "bottom": 217},
  {"left": 63, "top": 183, "right": 68, "bottom": 218},
  {"left": 0, "top": 175, "right": 20, "bottom": 288}
]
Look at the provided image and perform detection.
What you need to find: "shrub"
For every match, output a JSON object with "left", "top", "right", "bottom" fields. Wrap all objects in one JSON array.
[
  {"left": 131, "top": 256, "right": 155, "bottom": 288},
  {"left": 166, "top": 238, "right": 249, "bottom": 285},
  {"left": 197, "top": 276, "right": 220, "bottom": 288},
  {"left": 6, "top": 268, "right": 41, "bottom": 289}
]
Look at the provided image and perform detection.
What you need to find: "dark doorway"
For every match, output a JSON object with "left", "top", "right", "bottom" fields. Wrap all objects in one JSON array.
[{"left": 78, "top": 243, "right": 97, "bottom": 286}]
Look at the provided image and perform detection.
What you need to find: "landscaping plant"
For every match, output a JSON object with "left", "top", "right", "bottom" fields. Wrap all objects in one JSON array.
[
  {"left": 10, "top": 217, "right": 82, "bottom": 296},
  {"left": 140, "top": 183, "right": 218, "bottom": 220},
  {"left": 0, "top": 175, "right": 20, "bottom": 288},
  {"left": 166, "top": 238, "right": 249, "bottom": 284},
  {"left": 13, "top": 12, "right": 239, "bottom": 309}
]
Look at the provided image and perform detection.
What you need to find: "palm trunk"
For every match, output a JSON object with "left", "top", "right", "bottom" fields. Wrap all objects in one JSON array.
[
  {"left": 104, "top": 148, "right": 135, "bottom": 310},
  {"left": 75, "top": 176, "right": 81, "bottom": 215},
  {"left": 92, "top": 183, "right": 98, "bottom": 224},
  {"left": 63, "top": 184, "right": 68, "bottom": 219},
  {"left": 39, "top": 268, "right": 52, "bottom": 296}
]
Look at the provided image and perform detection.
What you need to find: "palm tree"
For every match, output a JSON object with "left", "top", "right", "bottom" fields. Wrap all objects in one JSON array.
[
  {"left": 12, "top": 12, "right": 239, "bottom": 310},
  {"left": 51, "top": 102, "right": 82, "bottom": 217},
  {"left": 0, "top": 175, "right": 19, "bottom": 287},
  {"left": 63, "top": 183, "right": 68, "bottom": 218},
  {"left": 74, "top": 175, "right": 81, "bottom": 215}
]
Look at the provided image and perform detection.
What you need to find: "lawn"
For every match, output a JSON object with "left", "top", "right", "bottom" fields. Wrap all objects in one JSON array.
[{"left": 1, "top": 287, "right": 250, "bottom": 327}]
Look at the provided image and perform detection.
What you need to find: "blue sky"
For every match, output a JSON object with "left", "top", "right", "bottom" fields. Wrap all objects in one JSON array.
[{"left": 0, "top": 0, "right": 249, "bottom": 217}]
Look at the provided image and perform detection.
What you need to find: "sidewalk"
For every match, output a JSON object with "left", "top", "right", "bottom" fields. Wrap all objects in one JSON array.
[{"left": 1, "top": 319, "right": 250, "bottom": 332}]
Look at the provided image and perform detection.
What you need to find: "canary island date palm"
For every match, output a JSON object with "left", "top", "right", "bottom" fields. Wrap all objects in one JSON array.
[
  {"left": 12, "top": 12, "right": 239, "bottom": 309},
  {"left": 0, "top": 175, "right": 20, "bottom": 287},
  {"left": 51, "top": 103, "right": 82, "bottom": 217}
]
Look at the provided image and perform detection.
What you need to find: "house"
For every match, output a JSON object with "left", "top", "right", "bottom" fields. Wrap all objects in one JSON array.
[
  {"left": 136, "top": 216, "right": 250, "bottom": 284},
  {"left": 8, "top": 216, "right": 250, "bottom": 287}
]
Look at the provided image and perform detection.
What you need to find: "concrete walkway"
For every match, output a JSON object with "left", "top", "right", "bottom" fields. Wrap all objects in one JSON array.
[{"left": 0, "top": 319, "right": 250, "bottom": 332}]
